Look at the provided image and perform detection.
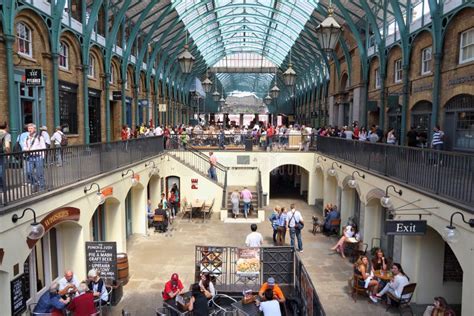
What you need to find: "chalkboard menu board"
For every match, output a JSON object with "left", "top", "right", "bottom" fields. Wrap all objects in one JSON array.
[
  {"left": 86, "top": 241, "right": 117, "bottom": 280},
  {"left": 11, "top": 274, "right": 27, "bottom": 315}
]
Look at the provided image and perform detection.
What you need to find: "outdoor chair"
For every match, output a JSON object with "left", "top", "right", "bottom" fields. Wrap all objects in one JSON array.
[
  {"left": 328, "top": 218, "right": 341, "bottom": 235},
  {"left": 181, "top": 201, "right": 193, "bottom": 221},
  {"left": 153, "top": 215, "right": 166, "bottom": 232},
  {"left": 386, "top": 283, "right": 417, "bottom": 315},
  {"left": 349, "top": 274, "right": 368, "bottom": 302},
  {"left": 201, "top": 198, "right": 215, "bottom": 222}
]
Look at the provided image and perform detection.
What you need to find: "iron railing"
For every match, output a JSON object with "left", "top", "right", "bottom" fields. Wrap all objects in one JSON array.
[
  {"left": 0, "top": 136, "right": 165, "bottom": 208},
  {"left": 257, "top": 169, "right": 263, "bottom": 208},
  {"left": 317, "top": 136, "right": 474, "bottom": 211}
]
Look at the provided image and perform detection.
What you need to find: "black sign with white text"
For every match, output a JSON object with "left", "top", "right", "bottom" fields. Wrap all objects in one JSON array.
[
  {"left": 86, "top": 241, "right": 117, "bottom": 280},
  {"left": 25, "top": 69, "right": 42, "bottom": 85},
  {"left": 10, "top": 274, "right": 27, "bottom": 315},
  {"left": 112, "top": 90, "right": 122, "bottom": 100},
  {"left": 385, "top": 220, "right": 427, "bottom": 235}
]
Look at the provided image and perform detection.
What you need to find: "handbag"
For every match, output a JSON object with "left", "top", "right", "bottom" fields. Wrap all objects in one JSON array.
[{"left": 295, "top": 221, "right": 304, "bottom": 230}]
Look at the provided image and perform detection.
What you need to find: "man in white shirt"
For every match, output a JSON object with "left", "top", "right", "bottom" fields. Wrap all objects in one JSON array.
[
  {"left": 40, "top": 126, "right": 51, "bottom": 148},
  {"left": 24, "top": 123, "right": 46, "bottom": 191},
  {"left": 154, "top": 125, "right": 163, "bottom": 136},
  {"left": 51, "top": 126, "right": 64, "bottom": 166},
  {"left": 245, "top": 224, "right": 263, "bottom": 247},
  {"left": 258, "top": 288, "right": 282, "bottom": 316},
  {"left": 286, "top": 203, "right": 304, "bottom": 252},
  {"left": 58, "top": 270, "right": 80, "bottom": 296}
]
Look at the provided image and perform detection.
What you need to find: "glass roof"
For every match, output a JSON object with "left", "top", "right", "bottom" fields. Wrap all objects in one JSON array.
[
  {"left": 213, "top": 53, "right": 275, "bottom": 68},
  {"left": 172, "top": 0, "right": 315, "bottom": 67}
]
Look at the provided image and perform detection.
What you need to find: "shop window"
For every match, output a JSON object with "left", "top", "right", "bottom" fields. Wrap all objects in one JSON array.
[
  {"left": 394, "top": 59, "right": 402, "bottom": 83},
  {"left": 59, "top": 81, "right": 78, "bottom": 134},
  {"left": 375, "top": 68, "right": 381, "bottom": 89},
  {"left": 16, "top": 22, "right": 32, "bottom": 57},
  {"left": 110, "top": 66, "right": 115, "bottom": 84},
  {"left": 88, "top": 54, "right": 95, "bottom": 78},
  {"left": 421, "top": 46, "right": 432, "bottom": 75},
  {"left": 455, "top": 111, "right": 474, "bottom": 150},
  {"left": 59, "top": 41, "right": 69, "bottom": 70},
  {"left": 459, "top": 28, "right": 474, "bottom": 64}
]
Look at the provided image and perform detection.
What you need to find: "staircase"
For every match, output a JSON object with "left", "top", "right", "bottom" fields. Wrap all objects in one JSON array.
[{"left": 226, "top": 186, "right": 259, "bottom": 218}]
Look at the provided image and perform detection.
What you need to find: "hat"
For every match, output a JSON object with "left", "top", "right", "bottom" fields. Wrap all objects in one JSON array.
[
  {"left": 171, "top": 273, "right": 179, "bottom": 281},
  {"left": 40, "top": 125, "right": 47, "bottom": 130},
  {"left": 267, "top": 277, "right": 275, "bottom": 286}
]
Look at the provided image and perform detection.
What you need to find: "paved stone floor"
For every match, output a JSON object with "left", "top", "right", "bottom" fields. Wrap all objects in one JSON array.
[{"left": 110, "top": 197, "right": 429, "bottom": 315}]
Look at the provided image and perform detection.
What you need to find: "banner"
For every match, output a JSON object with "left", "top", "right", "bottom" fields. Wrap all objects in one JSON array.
[{"left": 236, "top": 248, "right": 260, "bottom": 276}]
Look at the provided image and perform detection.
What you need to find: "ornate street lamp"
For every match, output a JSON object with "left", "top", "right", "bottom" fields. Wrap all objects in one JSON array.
[
  {"left": 264, "top": 93, "right": 272, "bottom": 105},
  {"left": 314, "top": 1, "right": 342, "bottom": 53},
  {"left": 177, "top": 32, "right": 195, "bottom": 74},
  {"left": 218, "top": 85, "right": 225, "bottom": 107},
  {"left": 202, "top": 70, "right": 213, "bottom": 93},
  {"left": 283, "top": 50, "right": 296, "bottom": 87},
  {"left": 270, "top": 67, "right": 280, "bottom": 98}
]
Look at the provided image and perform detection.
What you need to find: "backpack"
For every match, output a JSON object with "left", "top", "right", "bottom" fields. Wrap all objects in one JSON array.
[
  {"left": 60, "top": 132, "right": 68, "bottom": 146},
  {"left": 0, "top": 133, "right": 6, "bottom": 153}
]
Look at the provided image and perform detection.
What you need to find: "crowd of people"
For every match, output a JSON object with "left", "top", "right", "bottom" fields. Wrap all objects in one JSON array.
[
  {"left": 32, "top": 269, "right": 109, "bottom": 316},
  {"left": 147, "top": 183, "right": 180, "bottom": 232},
  {"left": 267, "top": 203, "right": 305, "bottom": 252}
]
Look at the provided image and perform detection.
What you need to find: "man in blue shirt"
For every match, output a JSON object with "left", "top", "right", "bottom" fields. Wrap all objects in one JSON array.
[
  {"left": 323, "top": 207, "right": 340, "bottom": 235},
  {"left": 34, "top": 282, "right": 70, "bottom": 313}
]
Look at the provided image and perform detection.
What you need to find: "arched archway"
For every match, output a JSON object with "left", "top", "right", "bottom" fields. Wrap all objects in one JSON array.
[{"left": 269, "top": 164, "right": 309, "bottom": 200}]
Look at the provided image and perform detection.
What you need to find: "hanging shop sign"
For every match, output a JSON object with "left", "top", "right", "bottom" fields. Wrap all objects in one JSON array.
[
  {"left": 385, "top": 220, "right": 427, "bottom": 235},
  {"left": 112, "top": 91, "right": 122, "bottom": 101},
  {"left": 10, "top": 274, "right": 27, "bottom": 316},
  {"left": 86, "top": 241, "right": 117, "bottom": 280},
  {"left": 191, "top": 178, "right": 198, "bottom": 190},
  {"left": 25, "top": 69, "right": 42, "bottom": 86},
  {"left": 159, "top": 104, "right": 167, "bottom": 112}
]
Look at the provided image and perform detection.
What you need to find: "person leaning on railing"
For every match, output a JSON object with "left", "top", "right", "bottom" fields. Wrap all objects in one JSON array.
[
  {"left": 0, "top": 122, "right": 11, "bottom": 194},
  {"left": 23, "top": 123, "right": 47, "bottom": 192}
]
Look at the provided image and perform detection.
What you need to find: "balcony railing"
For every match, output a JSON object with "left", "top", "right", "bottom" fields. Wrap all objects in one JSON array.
[
  {"left": 0, "top": 136, "right": 165, "bottom": 208},
  {"left": 317, "top": 136, "right": 474, "bottom": 211}
]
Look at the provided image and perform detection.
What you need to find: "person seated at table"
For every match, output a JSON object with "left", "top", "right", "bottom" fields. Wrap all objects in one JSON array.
[
  {"left": 67, "top": 282, "right": 97, "bottom": 316},
  {"left": 423, "top": 296, "right": 456, "bottom": 316},
  {"left": 58, "top": 269, "right": 80, "bottom": 296},
  {"left": 374, "top": 263, "right": 410, "bottom": 303},
  {"left": 323, "top": 203, "right": 333, "bottom": 218},
  {"left": 330, "top": 224, "right": 356, "bottom": 258},
  {"left": 258, "top": 277, "right": 285, "bottom": 303},
  {"left": 371, "top": 248, "right": 388, "bottom": 272},
  {"left": 257, "top": 288, "right": 282, "bottom": 316},
  {"left": 354, "top": 256, "right": 379, "bottom": 303},
  {"left": 323, "top": 207, "right": 340, "bottom": 235},
  {"left": 187, "top": 283, "right": 209, "bottom": 316},
  {"left": 154, "top": 203, "right": 168, "bottom": 232},
  {"left": 87, "top": 269, "right": 109, "bottom": 307},
  {"left": 162, "top": 273, "right": 185, "bottom": 305},
  {"left": 198, "top": 273, "right": 215, "bottom": 299},
  {"left": 34, "top": 282, "right": 70, "bottom": 316}
]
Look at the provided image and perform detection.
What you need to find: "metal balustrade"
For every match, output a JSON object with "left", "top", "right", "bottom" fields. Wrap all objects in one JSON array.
[
  {"left": 317, "top": 136, "right": 474, "bottom": 211},
  {"left": 0, "top": 136, "right": 165, "bottom": 208}
]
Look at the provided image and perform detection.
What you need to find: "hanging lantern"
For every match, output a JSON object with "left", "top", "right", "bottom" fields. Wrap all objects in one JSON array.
[
  {"left": 202, "top": 76, "right": 213, "bottom": 93},
  {"left": 270, "top": 84, "right": 280, "bottom": 98},
  {"left": 212, "top": 89, "right": 220, "bottom": 102},
  {"left": 264, "top": 93, "right": 272, "bottom": 105},
  {"left": 177, "top": 44, "right": 195, "bottom": 74},
  {"left": 219, "top": 96, "right": 225, "bottom": 107},
  {"left": 314, "top": 4, "right": 342, "bottom": 53},
  {"left": 283, "top": 63, "right": 296, "bottom": 86}
]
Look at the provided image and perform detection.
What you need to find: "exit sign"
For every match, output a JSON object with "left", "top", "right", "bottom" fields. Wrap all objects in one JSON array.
[{"left": 385, "top": 220, "right": 427, "bottom": 235}]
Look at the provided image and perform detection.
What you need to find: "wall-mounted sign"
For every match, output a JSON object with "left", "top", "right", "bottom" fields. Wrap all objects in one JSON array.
[
  {"left": 25, "top": 69, "right": 42, "bottom": 86},
  {"left": 191, "top": 179, "right": 198, "bottom": 190},
  {"left": 385, "top": 220, "right": 427, "bottom": 235},
  {"left": 412, "top": 83, "right": 433, "bottom": 93},
  {"left": 112, "top": 91, "right": 122, "bottom": 100},
  {"left": 159, "top": 104, "right": 167, "bottom": 112},
  {"left": 27, "top": 207, "right": 80, "bottom": 248},
  {"left": 86, "top": 241, "right": 117, "bottom": 280},
  {"left": 447, "top": 74, "right": 474, "bottom": 86},
  {"left": 10, "top": 274, "right": 27, "bottom": 315}
]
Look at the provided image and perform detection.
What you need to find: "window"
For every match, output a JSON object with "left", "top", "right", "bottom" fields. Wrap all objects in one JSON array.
[
  {"left": 460, "top": 28, "right": 474, "bottom": 64},
  {"left": 59, "top": 81, "right": 78, "bottom": 134},
  {"left": 375, "top": 68, "right": 381, "bottom": 89},
  {"left": 421, "top": 46, "right": 432, "bottom": 75},
  {"left": 59, "top": 41, "right": 69, "bottom": 69},
  {"left": 394, "top": 59, "right": 402, "bottom": 83},
  {"left": 16, "top": 22, "right": 32, "bottom": 57},
  {"left": 88, "top": 54, "right": 95, "bottom": 78},
  {"left": 109, "top": 67, "right": 115, "bottom": 84}
]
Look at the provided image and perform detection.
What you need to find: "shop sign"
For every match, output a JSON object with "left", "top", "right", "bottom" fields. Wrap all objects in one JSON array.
[
  {"left": 86, "top": 241, "right": 117, "bottom": 280},
  {"left": 191, "top": 179, "right": 198, "bottom": 190},
  {"left": 112, "top": 90, "right": 122, "bottom": 101},
  {"left": 27, "top": 207, "right": 80, "bottom": 248},
  {"left": 448, "top": 74, "right": 474, "bottom": 86},
  {"left": 412, "top": 83, "right": 433, "bottom": 93},
  {"left": 10, "top": 274, "right": 27, "bottom": 316},
  {"left": 236, "top": 248, "right": 260, "bottom": 276},
  {"left": 159, "top": 104, "right": 167, "bottom": 112},
  {"left": 25, "top": 69, "right": 42, "bottom": 86},
  {"left": 385, "top": 220, "right": 427, "bottom": 235},
  {"left": 88, "top": 89, "right": 101, "bottom": 97}
]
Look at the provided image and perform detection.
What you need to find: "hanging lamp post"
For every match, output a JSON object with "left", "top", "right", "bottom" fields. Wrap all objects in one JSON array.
[
  {"left": 212, "top": 74, "right": 220, "bottom": 101},
  {"left": 314, "top": 0, "right": 342, "bottom": 53},
  {"left": 202, "top": 70, "right": 213, "bottom": 93},
  {"left": 264, "top": 93, "right": 272, "bottom": 105},
  {"left": 283, "top": 50, "right": 296, "bottom": 87},
  {"left": 218, "top": 85, "right": 225, "bottom": 107},
  {"left": 270, "top": 68, "right": 280, "bottom": 98},
  {"left": 178, "top": 31, "right": 195, "bottom": 74}
]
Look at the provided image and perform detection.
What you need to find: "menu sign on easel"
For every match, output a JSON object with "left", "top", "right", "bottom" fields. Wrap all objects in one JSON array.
[
  {"left": 86, "top": 241, "right": 117, "bottom": 280},
  {"left": 10, "top": 275, "right": 27, "bottom": 315}
]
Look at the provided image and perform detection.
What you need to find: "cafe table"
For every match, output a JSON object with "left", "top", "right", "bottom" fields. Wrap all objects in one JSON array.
[
  {"left": 374, "top": 270, "right": 392, "bottom": 282},
  {"left": 231, "top": 300, "right": 262, "bottom": 316}
]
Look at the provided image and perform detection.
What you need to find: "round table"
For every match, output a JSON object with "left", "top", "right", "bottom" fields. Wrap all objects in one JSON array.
[{"left": 374, "top": 270, "right": 392, "bottom": 281}]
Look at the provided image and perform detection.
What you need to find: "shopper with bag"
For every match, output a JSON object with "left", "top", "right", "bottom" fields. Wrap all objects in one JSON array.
[{"left": 286, "top": 203, "right": 304, "bottom": 253}]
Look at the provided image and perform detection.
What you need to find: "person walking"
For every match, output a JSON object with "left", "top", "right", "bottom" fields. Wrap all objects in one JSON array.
[
  {"left": 240, "top": 187, "right": 253, "bottom": 218},
  {"left": 50, "top": 126, "right": 64, "bottom": 166},
  {"left": 245, "top": 224, "right": 263, "bottom": 247},
  {"left": 208, "top": 152, "right": 217, "bottom": 181},
  {"left": 23, "top": 124, "right": 46, "bottom": 192},
  {"left": 269, "top": 206, "right": 280, "bottom": 243},
  {"left": 286, "top": 204, "right": 304, "bottom": 252},
  {"left": 276, "top": 207, "right": 288, "bottom": 246},
  {"left": 230, "top": 189, "right": 240, "bottom": 218},
  {"left": 431, "top": 125, "right": 444, "bottom": 150}
]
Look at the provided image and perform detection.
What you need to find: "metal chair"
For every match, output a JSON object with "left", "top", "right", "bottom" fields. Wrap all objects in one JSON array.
[
  {"left": 201, "top": 198, "right": 215, "bottom": 222},
  {"left": 386, "top": 283, "right": 417, "bottom": 315},
  {"left": 349, "top": 274, "right": 368, "bottom": 302},
  {"left": 181, "top": 200, "right": 193, "bottom": 221}
]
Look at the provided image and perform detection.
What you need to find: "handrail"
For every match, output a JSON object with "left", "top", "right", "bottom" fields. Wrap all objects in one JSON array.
[
  {"left": 317, "top": 136, "right": 474, "bottom": 212},
  {"left": 257, "top": 169, "right": 263, "bottom": 209}
]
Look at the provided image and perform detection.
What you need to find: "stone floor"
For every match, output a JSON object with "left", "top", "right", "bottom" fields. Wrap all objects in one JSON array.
[{"left": 110, "top": 197, "right": 430, "bottom": 316}]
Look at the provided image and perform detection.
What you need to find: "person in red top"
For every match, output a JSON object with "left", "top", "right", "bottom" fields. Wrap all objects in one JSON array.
[
  {"left": 121, "top": 125, "right": 129, "bottom": 140},
  {"left": 67, "top": 282, "right": 96, "bottom": 316},
  {"left": 266, "top": 124, "right": 274, "bottom": 151},
  {"left": 162, "top": 273, "right": 185, "bottom": 304}
]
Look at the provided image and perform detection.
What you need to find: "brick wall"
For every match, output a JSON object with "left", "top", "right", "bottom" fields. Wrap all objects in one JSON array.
[{"left": 443, "top": 242, "right": 463, "bottom": 282}]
